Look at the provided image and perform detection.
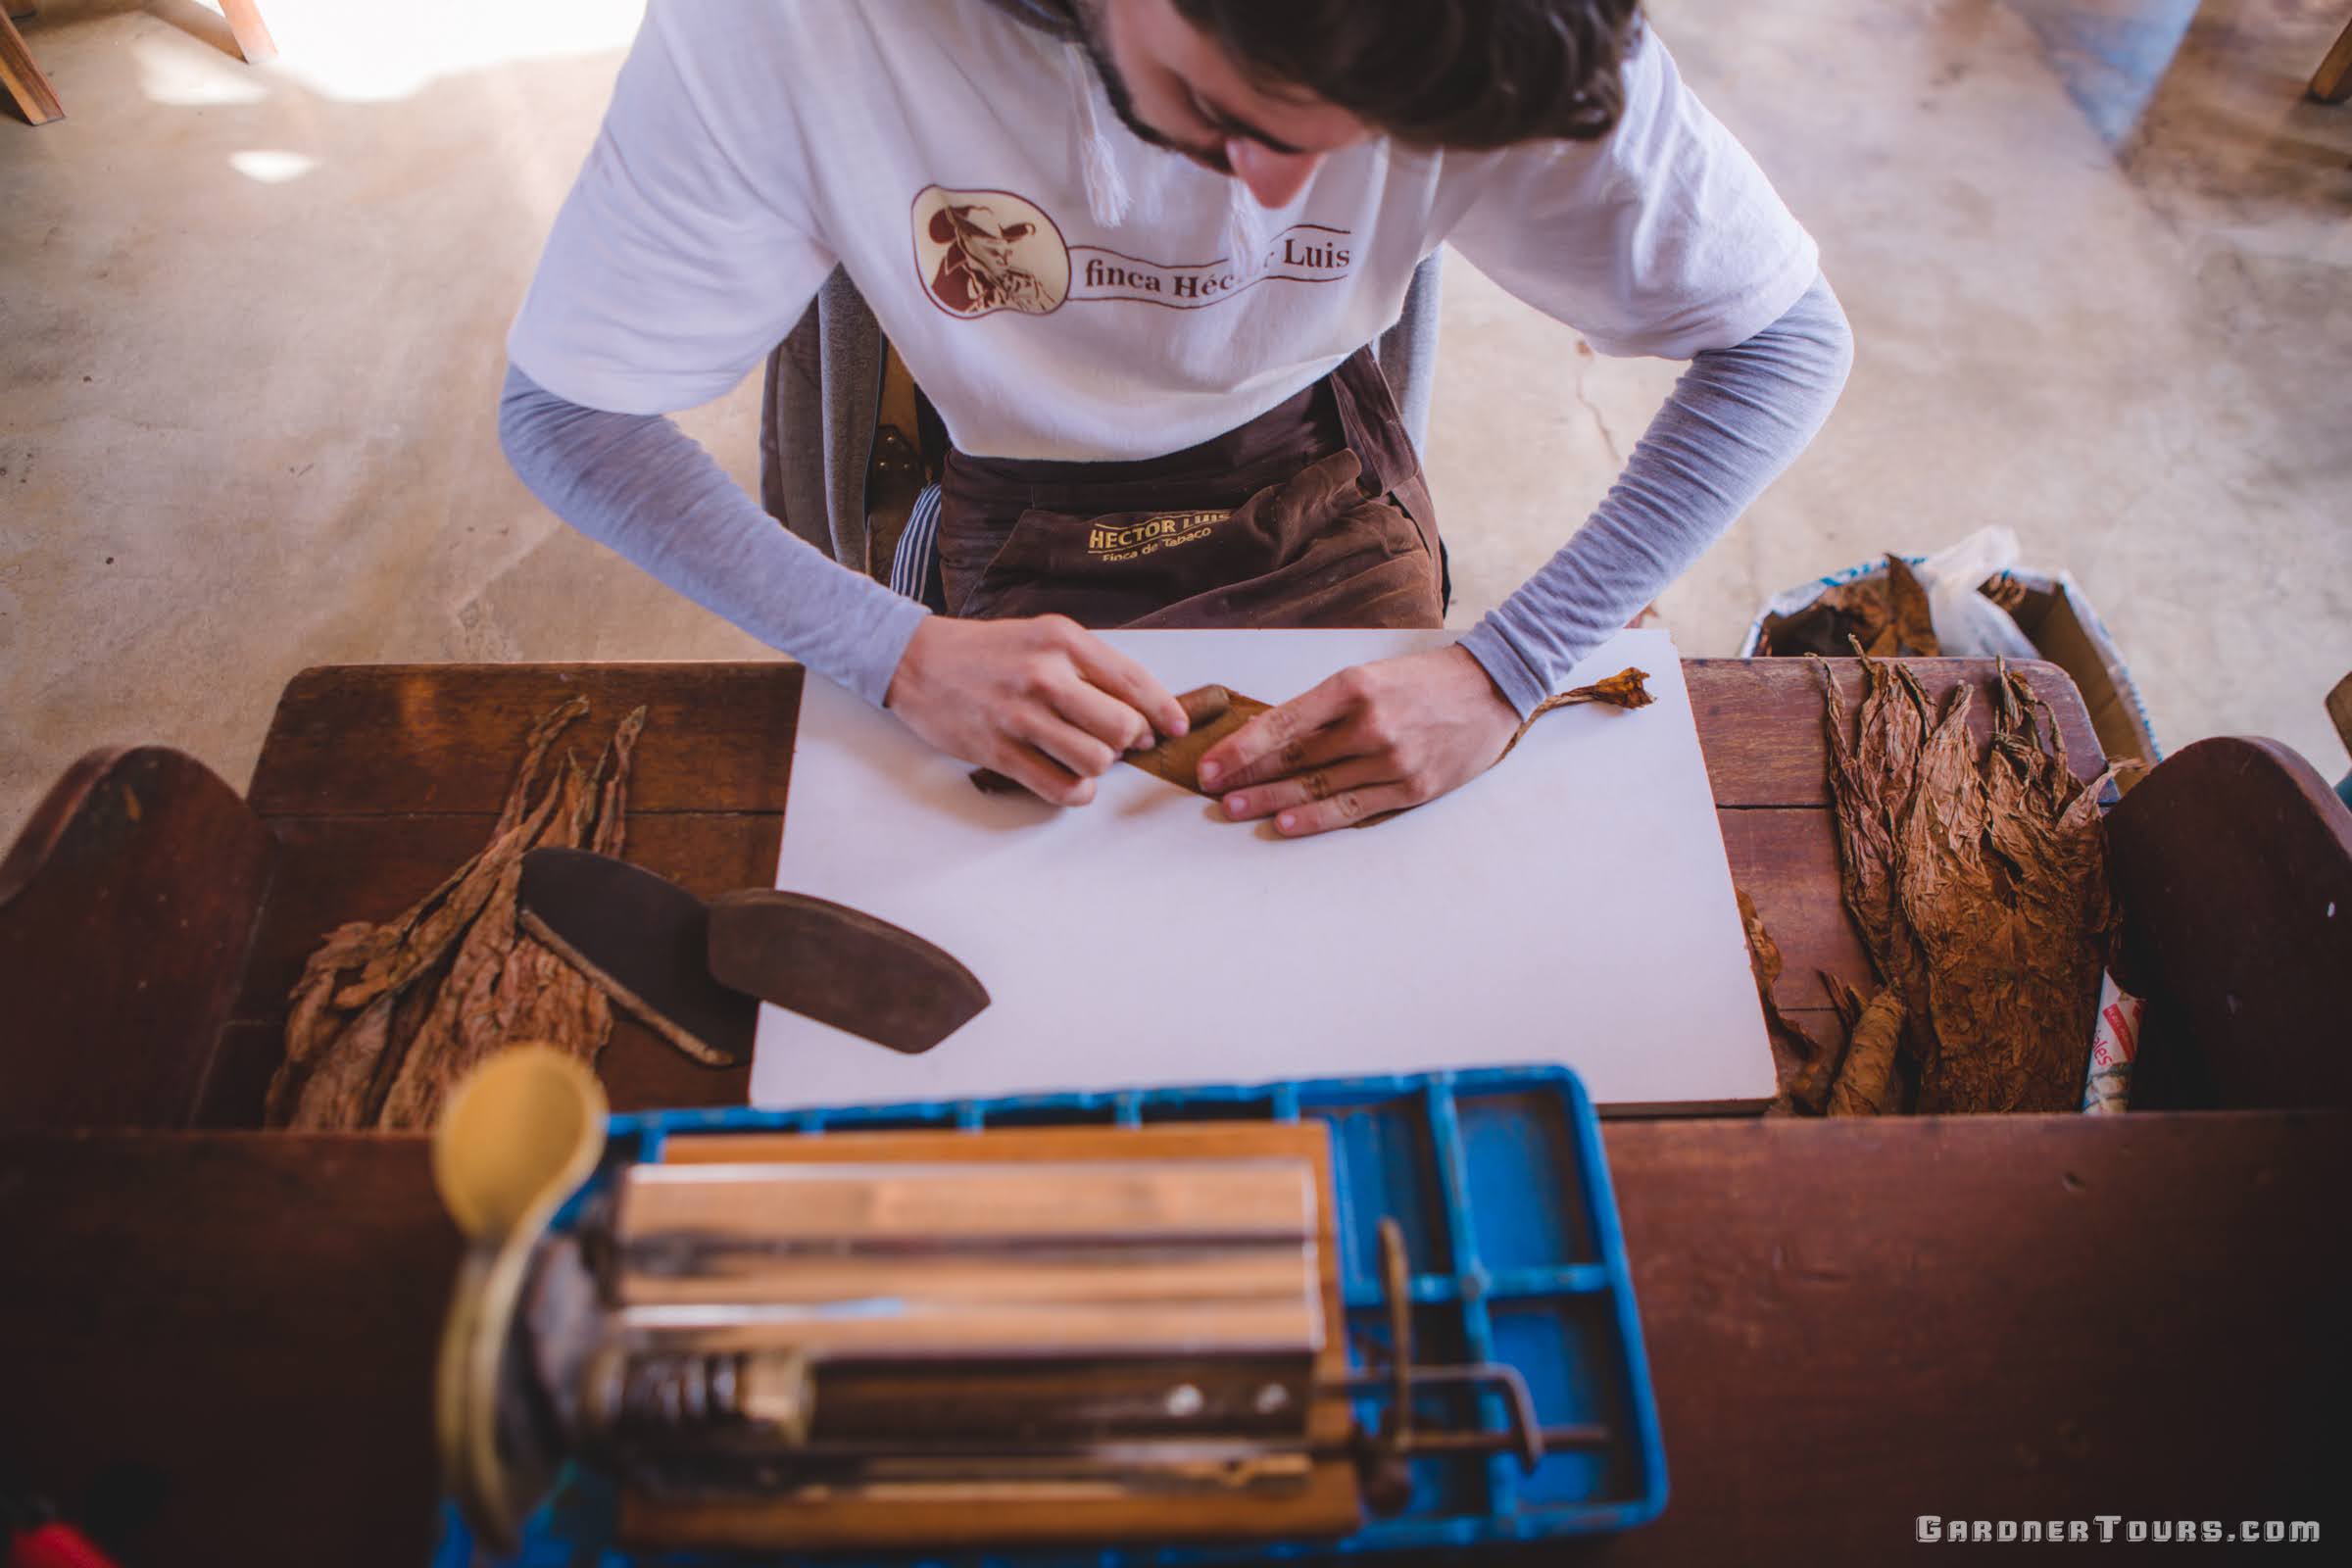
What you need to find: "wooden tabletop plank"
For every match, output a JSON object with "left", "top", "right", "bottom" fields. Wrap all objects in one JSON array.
[
  {"left": 245, "top": 663, "right": 804, "bottom": 817},
  {"left": 1718, "top": 807, "right": 1874, "bottom": 1002},
  {"left": 1593, "top": 1110, "right": 2347, "bottom": 1561},
  {"left": 3, "top": 1112, "right": 2334, "bottom": 1565},
  {"left": 1690, "top": 658, "right": 2106, "bottom": 808},
  {"left": 201, "top": 1015, "right": 751, "bottom": 1127},
  {"left": 604, "top": 1016, "right": 752, "bottom": 1112},
  {"left": 0, "top": 1133, "right": 461, "bottom": 1565}
]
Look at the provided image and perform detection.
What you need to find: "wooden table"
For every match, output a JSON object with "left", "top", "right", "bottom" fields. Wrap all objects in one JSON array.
[
  {"left": 4, "top": 658, "right": 2343, "bottom": 1562},
  {"left": 196, "top": 658, "right": 2104, "bottom": 1123},
  {"left": 2, "top": 1115, "right": 2339, "bottom": 1565}
]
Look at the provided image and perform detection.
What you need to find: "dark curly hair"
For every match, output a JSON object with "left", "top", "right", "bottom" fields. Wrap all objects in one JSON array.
[{"left": 1167, "top": 0, "right": 1644, "bottom": 148}]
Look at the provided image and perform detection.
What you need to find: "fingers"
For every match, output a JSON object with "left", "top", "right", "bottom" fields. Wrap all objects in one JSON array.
[
  {"left": 892, "top": 617, "right": 1195, "bottom": 810},
  {"left": 1218, "top": 756, "right": 1390, "bottom": 823},
  {"left": 1263, "top": 780, "right": 1421, "bottom": 838},
  {"left": 1057, "top": 619, "right": 1190, "bottom": 741},
  {"left": 1051, "top": 676, "right": 1158, "bottom": 757},
  {"left": 1198, "top": 670, "right": 1362, "bottom": 791},
  {"left": 988, "top": 736, "right": 1096, "bottom": 808},
  {"left": 1019, "top": 710, "right": 1120, "bottom": 790}
]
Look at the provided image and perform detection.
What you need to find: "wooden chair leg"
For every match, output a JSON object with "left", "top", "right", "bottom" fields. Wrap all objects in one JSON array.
[
  {"left": 0, "top": 8, "right": 62, "bottom": 125},
  {"left": 220, "top": 0, "right": 278, "bottom": 66},
  {"left": 2314, "top": 18, "right": 2352, "bottom": 103}
]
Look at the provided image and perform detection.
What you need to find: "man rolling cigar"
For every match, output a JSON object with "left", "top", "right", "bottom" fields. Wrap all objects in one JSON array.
[{"left": 500, "top": 0, "right": 1852, "bottom": 836}]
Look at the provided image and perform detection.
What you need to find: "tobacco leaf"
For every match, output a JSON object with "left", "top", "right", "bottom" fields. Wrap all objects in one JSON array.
[
  {"left": 1765, "top": 581, "right": 1886, "bottom": 658},
  {"left": 1124, "top": 692, "right": 1273, "bottom": 795},
  {"left": 281, "top": 735, "right": 572, "bottom": 1129},
  {"left": 1883, "top": 555, "right": 1939, "bottom": 657},
  {"left": 1980, "top": 572, "right": 2029, "bottom": 613},
  {"left": 1490, "top": 666, "right": 1652, "bottom": 769},
  {"left": 1761, "top": 560, "right": 1938, "bottom": 659},
  {"left": 279, "top": 991, "right": 395, "bottom": 1131},
  {"left": 1822, "top": 974, "right": 1903, "bottom": 1117},
  {"left": 1893, "top": 684, "right": 2008, "bottom": 1105},
  {"left": 1737, "top": 887, "right": 1840, "bottom": 1115},
  {"left": 266, "top": 701, "right": 648, "bottom": 1130},
  {"left": 323, "top": 696, "right": 590, "bottom": 1017},
  {"left": 373, "top": 753, "right": 588, "bottom": 1128},
  {"left": 266, "top": 919, "right": 373, "bottom": 1125},
  {"left": 1815, "top": 652, "right": 2120, "bottom": 1113},
  {"left": 1821, "top": 579, "right": 1891, "bottom": 655},
  {"left": 1814, "top": 656, "right": 1937, "bottom": 1082},
  {"left": 1963, "top": 669, "right": 2122, "bottom": 1108},
  {"left": 591, "top": 705, "right": 646, "bottom": 858},
  {"left": 1896, "top": 677, "right": 2108, "bottom": 1111},
  {"left": 973, "top": 686, "right": 1255, "bottom": 800}
]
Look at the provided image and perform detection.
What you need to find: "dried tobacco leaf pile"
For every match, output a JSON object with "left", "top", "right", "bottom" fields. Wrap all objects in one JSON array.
[
  {"left": 264, "top": 698, "right": 648, "bottom": 1130},
  {"left": 1757, "top": 555, "right": 1939, "bottom": 659},
  {"left": 1806, "top": 654, "right": 2124, "bottom": 1112}
]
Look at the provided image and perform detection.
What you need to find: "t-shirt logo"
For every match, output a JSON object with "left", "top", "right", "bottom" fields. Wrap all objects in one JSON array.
[
  {"left": 912, "top": 185, "right": 1070, "bottom": 318},
  {"left": 911, "top": 183, "right": 1358, "bottom": 321}
]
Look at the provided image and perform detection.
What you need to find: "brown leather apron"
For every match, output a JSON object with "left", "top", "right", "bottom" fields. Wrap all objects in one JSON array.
[{"left": 936, "top": 347, "right": 1444, "bottom": 629}]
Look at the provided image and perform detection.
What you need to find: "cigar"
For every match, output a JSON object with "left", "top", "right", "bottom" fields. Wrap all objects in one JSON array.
[{"left": 970, "top": 685, "right": 1233, "bottom": 799}]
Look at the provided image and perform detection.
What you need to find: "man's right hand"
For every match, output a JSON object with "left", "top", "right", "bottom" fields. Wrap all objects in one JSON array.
[{"left": 883, "top": 615, "right": 1189, "bottom": 807}]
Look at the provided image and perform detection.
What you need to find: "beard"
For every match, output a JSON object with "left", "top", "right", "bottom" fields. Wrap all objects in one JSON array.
[{"left": 1068, "top": 0, "right": 1234, "bottom": 173}]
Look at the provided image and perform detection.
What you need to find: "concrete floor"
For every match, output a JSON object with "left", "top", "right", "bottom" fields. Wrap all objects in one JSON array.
[{"left": 3, "top": 0, "right": 2347, "bottom": 837}]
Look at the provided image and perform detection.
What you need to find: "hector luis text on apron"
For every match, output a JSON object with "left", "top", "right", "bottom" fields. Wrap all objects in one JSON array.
[{"left": 501, "top": 0, "right": 1853, "bottom": 836}]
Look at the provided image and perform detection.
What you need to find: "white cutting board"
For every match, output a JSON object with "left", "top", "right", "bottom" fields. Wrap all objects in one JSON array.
[{"left": 752, "top": 629, "right": 1774, "bottom": 1114}]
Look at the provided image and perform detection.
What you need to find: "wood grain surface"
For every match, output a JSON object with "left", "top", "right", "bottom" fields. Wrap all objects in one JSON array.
[
  {"left": 245, "top": 662, "right": 803, "bottom": 816},
  {"left": 2107, "top": 736, "right": 2352, "bottom": 1112},
  {"left": 0, "top": 6, "right": 64, "bottom": 125},
  {"left": 1599, "top": 1111, "right": 2350, "bottom": 1562},
  {"left": 0, "top": 748, "right": 273, "bottom": 1131},
  {"left": 4, "top": 1111, "right": 2337, "bottom": 1565},
  {"left": 220, "top": 658, "right": 2105, "bottom": 1119},
  {"left": 1688, "top": 658, "right": 2106, "bottom": 808},
  {"left": 0, "top": 1133, "right": 462, "bottom": 1566}
]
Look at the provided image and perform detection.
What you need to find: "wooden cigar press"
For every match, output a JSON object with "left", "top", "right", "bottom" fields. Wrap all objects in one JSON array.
[{"left": 432, "top": 1050, "right": 1606, "bottom": 1554}]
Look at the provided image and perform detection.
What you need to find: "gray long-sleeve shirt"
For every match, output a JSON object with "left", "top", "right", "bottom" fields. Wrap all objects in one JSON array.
[{"left": 498, "top": 270, "right": 1849, "bottom": 717}]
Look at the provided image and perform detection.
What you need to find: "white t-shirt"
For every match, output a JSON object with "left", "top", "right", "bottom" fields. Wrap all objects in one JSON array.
[{"left": 510, "top": 0, "right": 1819, "bottom": 463}]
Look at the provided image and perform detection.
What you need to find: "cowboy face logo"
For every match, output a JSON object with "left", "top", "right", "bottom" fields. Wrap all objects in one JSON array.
[{"left": 911, "top": 185, "right": 1070, "bottom": 318}]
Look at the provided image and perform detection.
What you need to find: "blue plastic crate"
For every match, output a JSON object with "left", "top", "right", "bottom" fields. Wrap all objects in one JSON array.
[{"left": 436, "top": 1065, "right": 1666, "bottom": 1564}]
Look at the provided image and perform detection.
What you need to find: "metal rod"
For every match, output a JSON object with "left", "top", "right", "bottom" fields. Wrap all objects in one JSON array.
[
  {"left": 1321, "top": 1362, "right": 1607, "bottom": 1473},
  {"left": 1391, "top": 1425, "right": 1613, "bottom": 1454}
]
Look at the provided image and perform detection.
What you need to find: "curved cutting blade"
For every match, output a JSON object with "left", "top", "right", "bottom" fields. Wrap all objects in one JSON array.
[
  {"left": 706, "top": 888, "right": 990, "bottom": 1054},
  {"left": 519, "top": 849, "right": 988, "bottom": 1061},
  {"left": 518, "top": 848, "right": 749, "bottom": 1066}
]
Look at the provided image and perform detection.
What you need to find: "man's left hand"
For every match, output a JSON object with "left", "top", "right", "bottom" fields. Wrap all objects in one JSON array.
[{"left": 1199, "top": 645, "right": 1520, "bottom": 836}]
